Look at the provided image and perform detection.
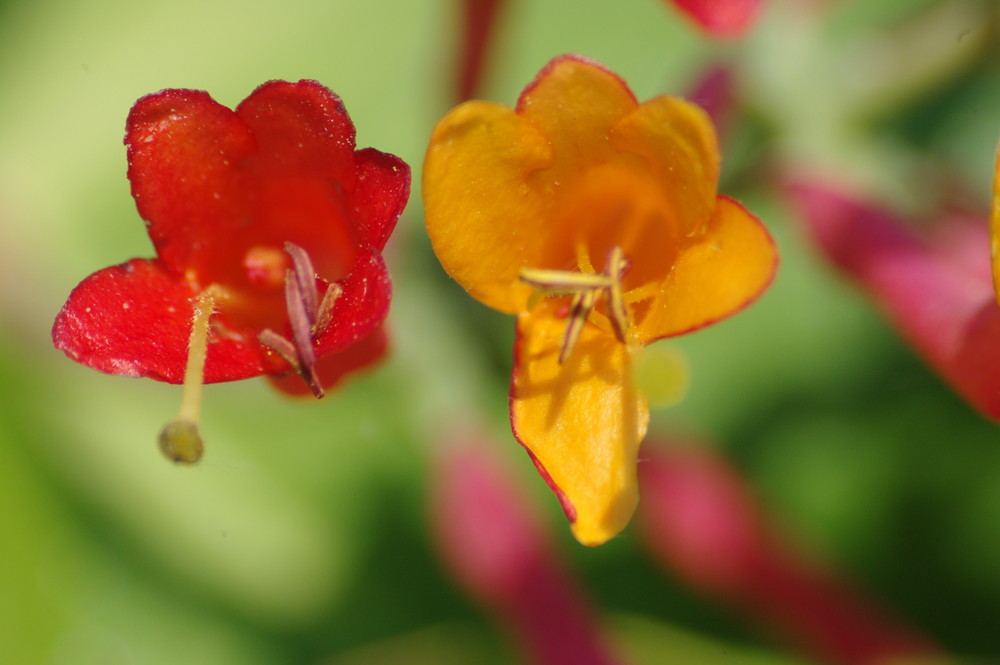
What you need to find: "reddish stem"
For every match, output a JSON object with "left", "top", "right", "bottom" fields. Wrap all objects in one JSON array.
[{"left": 430, "top": 439, "right": 622, "bottom": 665}]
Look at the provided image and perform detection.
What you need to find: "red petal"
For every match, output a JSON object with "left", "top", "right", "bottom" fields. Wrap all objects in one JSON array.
[
  {"left": 313, "top": 247, "right": 392, "bottom": 358},
  {"left": 235, "top": 79, "right": 356, "bottom": 185},
  {"left": 53, "top": 259, "right": 266, "bottom": 384},
  {"left": 267, "top": 325, "right": 388, "bottom": 396},
  {"left": 126, "top": 88, "right": 256, "bottom": 275},
  {"left": 350, "top": 147, "right": 411, "bottom": 251},
  {"left": 666, "top": 0, "right": 762, "bottom": 37}
]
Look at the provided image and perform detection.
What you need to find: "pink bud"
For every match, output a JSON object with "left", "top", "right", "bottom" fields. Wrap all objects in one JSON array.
[
  {"left": 785, "top": 179, "right": 1000, "bottom": 421},
  {"left": 638, "top": 440, "right": 940, "bottom": 665},
  {"left": 666, "top": 0, "right": 763, "bottom": 38},
  {"left": 430, "top": 438, "right": 622, "bottom": 665}
]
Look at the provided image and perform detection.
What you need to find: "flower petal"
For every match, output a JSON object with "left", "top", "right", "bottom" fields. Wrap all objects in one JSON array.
[
  {"left": 609, "top": 94, "right": 720, "bottom": 237},
  {"left": 424, "top": 55, "right": 643, "bottom": 314},
  {"left": 235, "top": 79, "right": 356, "bottom": 183},
  {"left": 636, "top": 195, "right": 777, "bottom": 342},
  {"left": 517, "top": 55, "right": 638, "bottom": 186},
  {"left": 510, "top": 309, "right": 649, "bottom": 546},
  {"left": 128, "top": 81, "right": 366, "bottom": 289},
  {"left": 52, "top": 259, "right": 266, "bottom": 384},
  {"left": 312, "top": 247, "right": 392, "bottom": 358},
  {"left": 126, "top": 88, "right": 256, "bottom": 274},
  {"left": 351, "top": 147, "right": 411, "bottom": 252},
  {"left": 423, "top": 100, "right": 553, "bottom": 313}
]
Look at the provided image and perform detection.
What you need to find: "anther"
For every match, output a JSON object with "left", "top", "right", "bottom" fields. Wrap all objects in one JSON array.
[{"left": 258, "top": 242, "right": 340, "bottom": 399}]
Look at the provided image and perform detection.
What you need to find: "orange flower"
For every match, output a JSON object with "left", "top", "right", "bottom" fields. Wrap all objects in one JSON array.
[{"left": 423, "top": 55, "right": 777, "bottom": 545}]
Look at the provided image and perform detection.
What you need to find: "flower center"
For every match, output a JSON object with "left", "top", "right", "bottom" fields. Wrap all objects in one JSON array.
[
  {"left": 257, "top": 242, "right": 341, "bottom": 398},
  {"left": 243, "top": 245, "right": 290, "bottom": 290},
  {"left": 519, "top": 246, "right": 630, "bottom": 363}
]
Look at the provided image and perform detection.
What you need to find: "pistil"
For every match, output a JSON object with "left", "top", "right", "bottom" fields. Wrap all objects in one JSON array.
[
  {"left": 519, "top": 246, "right": 630, "bottom": 363},
  {"left": 258, "top": 242, "right": 341, "bottom": 398},
  {"left": 158, "top": 285, "right": 222, "bottom": 464}
]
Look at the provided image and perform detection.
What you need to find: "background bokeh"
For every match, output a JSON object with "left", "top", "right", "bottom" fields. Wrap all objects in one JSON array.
[{"left": 1, "top": 0, "right": 999, "bottom": 663}]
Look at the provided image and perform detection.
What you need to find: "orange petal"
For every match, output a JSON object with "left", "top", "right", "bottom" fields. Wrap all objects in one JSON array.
[
  {"left": 609, "top": 94, "right": 720, "bottom": 237},
  {"left": 423, "top": 101, "right": 553, "bottom": 314},
  {"left": 991, "top": 139, "right": 1000, "bottom": 304},
  {"left": 636, "top": 195, "right": 777, "bottom": 342},
  {"left": 517, "top": 55, "right": 638, "bottom": 188},
  {"left": 510, "top": 309, "right": 649, "bottom": 546}
]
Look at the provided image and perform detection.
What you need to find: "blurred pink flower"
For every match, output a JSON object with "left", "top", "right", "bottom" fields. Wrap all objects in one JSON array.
[
  {"left": 686, "top": 63, "right": 736, "bottom": 140},
  {"left": 430, "top": 437, "right": 622, "bottom": 665},
  {"left": 785, "top": 178, "right": 1000, "bottom": 421},
  {"left": 664, "top": 0, "right": 762, "bottom": 37},
  {"left": 637, "top": 440, "right": 940, "bottom": 665}
]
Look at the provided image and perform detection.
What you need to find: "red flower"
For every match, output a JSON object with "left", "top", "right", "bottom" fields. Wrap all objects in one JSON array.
[
  {"left": 53, "top": 80, "right": 409, "bottom": 461},
  {"left": 54, "top": 80, "right": 409, "bottom": 397}
]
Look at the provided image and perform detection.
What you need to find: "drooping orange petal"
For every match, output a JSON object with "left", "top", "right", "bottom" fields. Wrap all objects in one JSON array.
[
  {"left": 517, "top": 55, "right": 638, "bottom": 189},
  {"left": 990, "top": 140, "right": 1000, "bottom": 304},
  {"left": 636, "top": 195, "right": 777, "bottom": 342},
  {"left": 423, "top": 101, "right": 553, "bottom": 313},
  {"left": 609, "top": 94, "right": 720, "bottom": 237},
  {"left": 510, "top": 308, "right": 649, "bottom": 546}
]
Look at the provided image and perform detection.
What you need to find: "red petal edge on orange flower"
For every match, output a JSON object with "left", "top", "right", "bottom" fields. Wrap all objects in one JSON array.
[{"left": 53, "top": 80, "right": 409, "bottom": 395}]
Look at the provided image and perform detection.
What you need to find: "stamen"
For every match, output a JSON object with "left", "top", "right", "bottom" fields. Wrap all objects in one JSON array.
[
  {"left": 158, "top": 286, "right": 221, "bottom": 464},
  {"left": 560, "top": 289, "right": 598, "bottom": 363},
  {"left": 283, "top": 241, "right": 318, "bottom": 325},
  {"left": 605, "top": 246, "right": 630, "bottom": 345},
  {"left": 518, "top": 246, "right": 632, "bottom": 363},
  {"left": 519, "top": 268, "right": 614, "bottom": 294},
  {"left": 285, "top": 268, "right": 317, "bottom": 369},
  {"left": 314, "top": 283, "right": 341, "bottom": 335},
  {"left": 258, "top": 242, "right": 336, "bottom": 400},
  {"left": 258, "top": 329, "right": 302, "bottom": 374}
]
